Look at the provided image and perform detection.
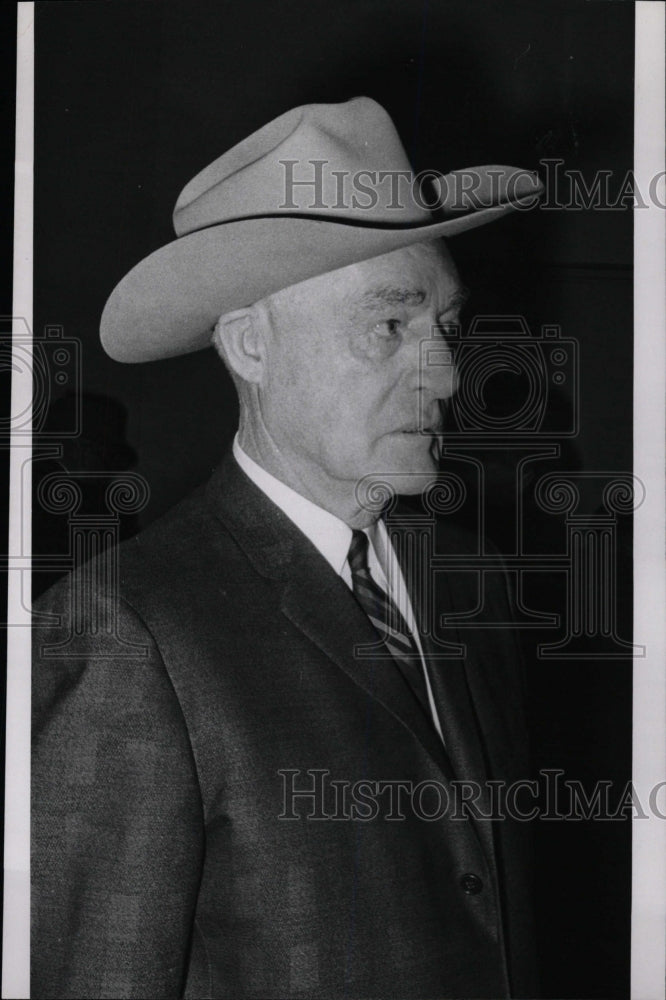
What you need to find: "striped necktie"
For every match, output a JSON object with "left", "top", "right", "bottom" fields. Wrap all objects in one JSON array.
[{"left": 347, "top": 528, "right": 431, "bottom": 718}]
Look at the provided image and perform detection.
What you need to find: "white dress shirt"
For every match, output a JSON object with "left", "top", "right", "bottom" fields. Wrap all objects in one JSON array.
[{"left": 232, "top": 436, "right": 445, "bottom": 741}]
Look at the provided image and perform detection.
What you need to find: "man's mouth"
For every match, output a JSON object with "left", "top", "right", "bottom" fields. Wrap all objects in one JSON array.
[
  {"left": 396, "top": 426, "right": 441, "bottom": 434},
  {"left": 394, "top": 401, "right": 448, "bottom": 436}
]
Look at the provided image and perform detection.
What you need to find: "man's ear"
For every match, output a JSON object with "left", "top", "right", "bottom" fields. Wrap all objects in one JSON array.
[{"left": 212, "top": 307, "right": 266, "bottom": 384}]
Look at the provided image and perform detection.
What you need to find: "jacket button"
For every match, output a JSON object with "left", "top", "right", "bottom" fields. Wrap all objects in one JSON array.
[{"left": 460, "top": 873, "right": 483, "bottom": 895}]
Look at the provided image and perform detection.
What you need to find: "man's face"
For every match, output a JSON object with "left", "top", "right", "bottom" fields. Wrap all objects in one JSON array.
[{"left": 256, "top": 240, "right": 464, "bottom": 500}]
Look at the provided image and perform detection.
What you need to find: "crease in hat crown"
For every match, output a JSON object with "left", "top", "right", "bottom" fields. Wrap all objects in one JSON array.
[
  {"left": 172, "top": 97, "right": 434, "bottom": 234},
  {"left": 100, "top": 95, "right": 544, "bottom": 363}
]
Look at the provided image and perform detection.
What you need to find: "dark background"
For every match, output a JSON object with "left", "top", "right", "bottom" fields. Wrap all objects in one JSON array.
[{"left": 33, "top": 2, "right": 634, "bottom": 996}]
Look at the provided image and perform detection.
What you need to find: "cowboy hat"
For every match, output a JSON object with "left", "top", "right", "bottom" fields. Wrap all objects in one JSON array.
[{"left": 100, "top": 97, "right": 543, "bottom": 363}]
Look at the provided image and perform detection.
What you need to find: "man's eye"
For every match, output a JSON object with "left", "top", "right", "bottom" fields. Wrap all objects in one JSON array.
[{"left": 375, "top": 319, "right": 401, "bottom": 337}]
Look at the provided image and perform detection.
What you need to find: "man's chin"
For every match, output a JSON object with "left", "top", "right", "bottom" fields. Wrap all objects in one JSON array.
[
  {"left": 390, "top": 469, "right": 439, "bottom": 495},
  {"left": 369, "top": 436, "right": 441, "bottom": 494}
]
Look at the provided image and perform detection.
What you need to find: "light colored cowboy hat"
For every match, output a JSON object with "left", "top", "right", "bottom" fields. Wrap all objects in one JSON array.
[{"left": 100, "top": 97, "right": 543, "bottom": 363}]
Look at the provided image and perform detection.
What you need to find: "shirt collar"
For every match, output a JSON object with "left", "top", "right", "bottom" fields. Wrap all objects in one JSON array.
[{"left": 232, "top": 435, "right": 354, "bottom": 577}]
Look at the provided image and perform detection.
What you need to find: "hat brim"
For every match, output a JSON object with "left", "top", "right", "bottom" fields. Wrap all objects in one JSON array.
[{"left": 101, "top": 189, "right": 541, "bottom": 363}]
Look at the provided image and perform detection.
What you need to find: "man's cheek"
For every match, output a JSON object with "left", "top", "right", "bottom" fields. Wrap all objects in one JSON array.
[{"left": 349, "top": 330, "right": 400, "bottom": 362}]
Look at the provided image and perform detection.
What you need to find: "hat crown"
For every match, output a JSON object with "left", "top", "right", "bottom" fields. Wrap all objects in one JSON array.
[{"left": 173, "top": 97, "right": 433, "bottom": 235}]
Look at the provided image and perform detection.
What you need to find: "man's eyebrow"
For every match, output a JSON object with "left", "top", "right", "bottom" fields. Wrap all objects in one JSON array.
[
  {"left": 445, "top": 285, "right": 471, "bottom": 312},
  {"left": 357, "top": 284, "right": 471, "bottom": 312},
  {"left": 358, "top": 287, "right": 427, "bottom": 309}
]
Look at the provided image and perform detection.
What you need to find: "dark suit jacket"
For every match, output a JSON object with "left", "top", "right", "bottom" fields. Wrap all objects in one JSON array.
[{"left": 32, "top": 453, "right": 538, "bottom": 999}]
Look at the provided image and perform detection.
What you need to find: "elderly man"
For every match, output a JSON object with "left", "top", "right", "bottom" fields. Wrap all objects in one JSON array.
[{"left": 32, "top": 98, "right": 542, "bottom": 998}]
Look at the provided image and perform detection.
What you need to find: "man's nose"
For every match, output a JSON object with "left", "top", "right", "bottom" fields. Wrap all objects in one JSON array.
[{"left": 415, "top": 328, "right": 458, "bottom": 400}]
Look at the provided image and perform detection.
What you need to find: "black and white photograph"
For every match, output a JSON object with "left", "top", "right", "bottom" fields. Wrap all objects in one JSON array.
[{"left": 4, "top": 1, "right": 666, "bottom": 997}]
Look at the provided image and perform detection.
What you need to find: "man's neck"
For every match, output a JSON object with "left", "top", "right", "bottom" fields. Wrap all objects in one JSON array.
[{"left": 235, "top": 427, "right": 377, "bottom": 529}]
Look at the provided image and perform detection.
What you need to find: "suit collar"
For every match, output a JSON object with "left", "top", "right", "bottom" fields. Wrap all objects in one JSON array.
[
  {"left": 205, "top": 451, "right": 300, "bottom": 581},
  {"left": 232, "top": 435, "right": 353, "bottom": 578}
]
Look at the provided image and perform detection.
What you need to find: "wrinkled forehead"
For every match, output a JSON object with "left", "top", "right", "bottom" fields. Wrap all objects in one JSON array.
[{"left": 262, "top": 239, "right": 459, "bottom": 318}]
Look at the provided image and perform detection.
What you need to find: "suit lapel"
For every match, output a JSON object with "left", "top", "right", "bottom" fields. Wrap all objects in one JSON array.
[
  {"left": 386, "top": 509, "right": 489, "bottom": 780},
  {"left": 389, "top": 508, "right": 500, "bottom": 859},
  {"left": 280, "top": 546, "right": 452, "bottom": 776},
  {"left": 420, "top": 578, "right": 491, "bottom": 788},
  {"left": 425, "top": 569, "right": 503, "bottom": 864},
  {"left": 205, "top": 454, "right": 453, "bottom": 778}
]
